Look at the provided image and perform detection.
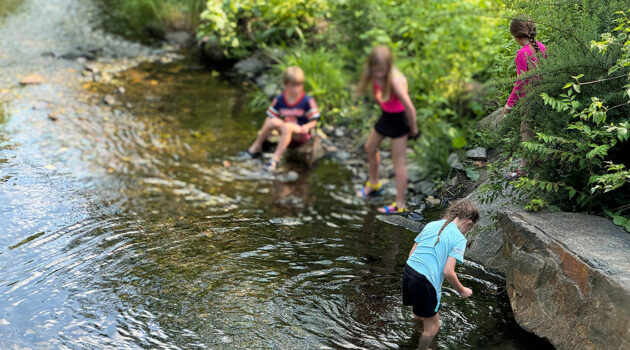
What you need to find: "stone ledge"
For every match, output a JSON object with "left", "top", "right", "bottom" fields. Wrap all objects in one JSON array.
[{"left": 498, "top": 208, "right": 630, "bottom": 350}]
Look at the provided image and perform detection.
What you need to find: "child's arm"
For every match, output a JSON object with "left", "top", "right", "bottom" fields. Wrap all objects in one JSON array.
[
  {"left": 443, "top": 257, "right": 472, "bottom": 298},
  {"left": 301, "top": 97, "right": 320, "bottom": 134},
  {"left": 408, "top": 242, "right": 418, "bottom": 257},
  {"left": 392, "top": 76, "right": 418, "bottom": 137},
  {"left": 300, "top": 120, "right": 318, "bottom": 134}
]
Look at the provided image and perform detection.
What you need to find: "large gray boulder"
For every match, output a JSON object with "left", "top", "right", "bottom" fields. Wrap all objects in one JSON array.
[
  {"left": 498, "top": 208, "right": 630, "bottom": 350},
  {"left": 463, "top": 185, "right": 518, "bottom": 274}
]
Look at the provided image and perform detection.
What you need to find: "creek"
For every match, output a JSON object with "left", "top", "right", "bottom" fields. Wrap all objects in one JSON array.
[{"left": 0, "top": 1, "right": 553, "bottom": 349}]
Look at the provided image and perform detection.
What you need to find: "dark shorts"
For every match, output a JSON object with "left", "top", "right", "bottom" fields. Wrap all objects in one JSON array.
[
  {"left": 289, "top": 132, "right": 311, "bottom": 147},
  {"left": 402, "top": 264, "right": 438, "bottom": 317},
  {"left": 374, "top": 111, "right": 410, "bottom": 138}
]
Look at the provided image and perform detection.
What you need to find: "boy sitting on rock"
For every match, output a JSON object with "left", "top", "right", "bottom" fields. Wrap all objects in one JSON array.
[{"left": 244, "top": 66, "right": 320, "bottom": 172}]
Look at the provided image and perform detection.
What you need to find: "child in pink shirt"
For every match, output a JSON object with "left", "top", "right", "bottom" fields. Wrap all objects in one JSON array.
[
  {"left": 505, "top": 17, "right": 547, "bottom": 179},
  {"left": 355, "top": 46, "right": 419, "bottom": 214}
]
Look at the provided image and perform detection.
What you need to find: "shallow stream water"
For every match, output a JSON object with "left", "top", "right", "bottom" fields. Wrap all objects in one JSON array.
[{"left": 0, "top": 1, "right": 554, "bottom": 349}]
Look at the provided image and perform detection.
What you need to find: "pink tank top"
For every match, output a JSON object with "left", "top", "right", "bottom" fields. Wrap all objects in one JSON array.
[{"left": 373, "top": 79, "right": 406, "bottom": 113}]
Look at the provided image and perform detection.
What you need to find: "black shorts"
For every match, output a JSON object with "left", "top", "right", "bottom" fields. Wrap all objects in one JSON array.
[
  {"left": 402, "top": 264, "right": 438, "bottom": 317},
  {"left": 374, "top": 111, "right": 410, "bottom": 138}
]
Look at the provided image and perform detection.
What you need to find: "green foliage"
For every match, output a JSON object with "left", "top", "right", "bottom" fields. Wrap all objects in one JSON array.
[
  {"left": 0, "top": 0, "right": 22, "bottom": 18},
  {"left": 198, "top": 0, "right": 330, "bottom": 58},
  {"left": 470, "top": 2, "right": 630, "bottom": 231},
  {"left": 98, "top": 0, "right": 206, "bottom": 39},
  {"left": 591, "top": 10, "right": 630, "bottom": 99},
  {"left": 605, "top": 209, "right": 630, "bottom": 232},
  {"left": 514, "top": 78, "right": 630, "bottom": 230},
  {"left": 525, "top": 198, "right": 548, "bottom": 211},
  {"left": 464, "top": 165, "right": 480, "bottom": 181}
]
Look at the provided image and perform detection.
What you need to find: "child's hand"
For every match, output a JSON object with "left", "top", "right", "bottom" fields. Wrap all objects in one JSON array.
[
  {"left": 459, "top": 287, "right": 472, "bottom": 299},
  {"left": 409, "top": 128, "right": 419, "bottom": 140}
]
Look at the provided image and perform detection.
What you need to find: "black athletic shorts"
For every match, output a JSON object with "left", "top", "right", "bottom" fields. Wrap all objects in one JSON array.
[
  {"left": 374, "top": 111, "right": 410, "bottom": 138},
  {"left": 402, "top": 264, "right": 438, "bottom": 317}
]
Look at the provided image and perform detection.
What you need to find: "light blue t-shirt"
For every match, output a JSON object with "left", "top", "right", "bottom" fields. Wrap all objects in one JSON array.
[{"left": 406, "top": 219, "right": 467, "bottom": 311}]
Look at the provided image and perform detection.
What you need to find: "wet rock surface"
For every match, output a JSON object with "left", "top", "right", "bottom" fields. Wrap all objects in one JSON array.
[
  {"left": 499, "top": 208, "right": 630, "bottom": 350},
  {"left": 463, "top": 184, "right": 519, "bottom": 274}
]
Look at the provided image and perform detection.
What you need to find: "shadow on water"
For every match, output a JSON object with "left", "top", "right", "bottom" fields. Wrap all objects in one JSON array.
[{"left": 0, "top": 1, "right": 555, "bottom": 348}]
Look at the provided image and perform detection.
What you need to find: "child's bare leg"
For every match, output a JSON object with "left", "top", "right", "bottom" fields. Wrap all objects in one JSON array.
[
  {"left": 415, "top": 313, "right": 440, "bottom": 350},
  {"left": 365, "top": 130, "right": 384, "bottom": 186},
  {"left": 248, "top": 117, "right": 283, "bottom": 154},
  {"left": 391, "top": 135, "right": 409, "bottom": 208},
  {"left": 272, "top": 122, "right": 302, "bottom": 162}
]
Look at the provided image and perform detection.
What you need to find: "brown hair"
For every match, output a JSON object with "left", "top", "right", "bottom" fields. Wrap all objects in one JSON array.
[
  {"left": 435, "top": 200, "right": 479, "bottom": 246},
  {"left": 283, "top": 66, "right": 305, "bottom": 85},
  {"left": 510, "top": 16, "right": 543, "bottom": 55},
  {"left": 357, "top": 45, "right": 394, "bottom": 102}
]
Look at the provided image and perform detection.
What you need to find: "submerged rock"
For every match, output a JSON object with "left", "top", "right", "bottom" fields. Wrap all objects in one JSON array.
[
  {"left": 499, "top": 208, "right": 630, "bottom": 350},
  {"left": 275, "top": 170, "right": 299, "bottom": 183},
  {"left": 102, "top": 95, "right": 116, "bottom": 106}
]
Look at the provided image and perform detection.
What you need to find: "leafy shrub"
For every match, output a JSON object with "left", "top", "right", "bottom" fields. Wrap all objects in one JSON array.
[
  {"left": 511, "top": 9, "right": 630, "bottom": 231},
  {"left": 98, "top": 0, "right": 206, "bottom": 39},
  {"left": 198, "top": 0, "right": 330, "bottom": 58}
]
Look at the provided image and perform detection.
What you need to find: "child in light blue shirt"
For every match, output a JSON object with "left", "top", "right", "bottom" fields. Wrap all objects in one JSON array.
[{"left": 403, "top": 200, "right": 479, "bottom": 350}]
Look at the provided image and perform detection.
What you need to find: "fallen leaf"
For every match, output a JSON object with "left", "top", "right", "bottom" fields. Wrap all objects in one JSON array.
[
  {"left": 48, "top": 112, "right": 58, "bottom": 121},
  {"left": 44, "top": 164, "right": 56, "bottom": 170}
]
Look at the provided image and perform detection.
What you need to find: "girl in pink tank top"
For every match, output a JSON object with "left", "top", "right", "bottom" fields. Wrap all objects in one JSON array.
[
  {"left": 373, "top": 79, "right": 406, "bottom": 113},
  {"left": 356, "top": 46, "right": 418, "bottom": 214},
  {"left": 504, "top": 17, "right": 548, "bottom": 179}
]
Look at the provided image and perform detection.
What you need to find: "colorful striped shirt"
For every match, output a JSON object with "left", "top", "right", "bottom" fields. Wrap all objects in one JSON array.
[{"left": 266, "top": 92, "right": 320, "bottom": 126}]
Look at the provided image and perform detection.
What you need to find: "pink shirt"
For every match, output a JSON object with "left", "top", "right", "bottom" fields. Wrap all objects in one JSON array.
[
  {"left": 373, "top": 79, "right": 406, "bottom": 113},
  {"left": 506, "top": 41, "right": 547, "bottom": 108}
]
